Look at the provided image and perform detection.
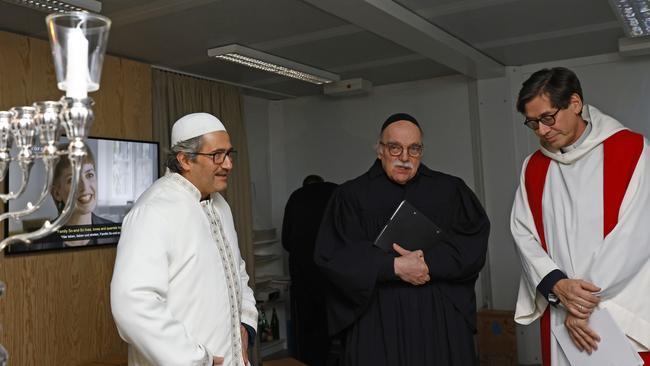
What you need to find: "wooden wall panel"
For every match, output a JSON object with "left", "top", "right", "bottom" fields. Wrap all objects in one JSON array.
[
  {"left": 0, "top": 30, "right": 152, "bottom": 365},
  {"left": 92, "top": 56, "right": 152, "bottom": 140},
  {"left": 0, "top": 32, "right": 30, "bottom": 109}
]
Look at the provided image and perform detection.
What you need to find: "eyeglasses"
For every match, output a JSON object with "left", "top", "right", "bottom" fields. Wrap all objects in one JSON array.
[
  {"left": 524, "top": 108, "right": 561, "bottom": 130},
  {"left": 192, "top": 148, "right": 237, "bottom": 164},
  {"left": 379, "top": 142, "right": 424, "bottom": 157}
]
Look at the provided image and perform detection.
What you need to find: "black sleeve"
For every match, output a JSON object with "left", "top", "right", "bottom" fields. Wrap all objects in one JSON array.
[
  {"left": 242, "top": 323, "right": 256, "bottom": 347},
  {"left": 313, "top": 187, "right": 396, "bottom": 335},
  {"left": 537, "top": 269, "right": 567, "bottom": 303},
  {"left": 281, "top": 194, "right": 294, "bottom": 252},
  {"left": 423, "top": 180, "right": 490, "bottom": 281}
]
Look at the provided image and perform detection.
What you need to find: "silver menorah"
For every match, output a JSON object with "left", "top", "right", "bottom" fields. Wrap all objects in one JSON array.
[
  {"left": 0, "top": 11, "right": 111, "bottom": 364},
  {"left": 0, "top": 98, "right": 96, "bottom": 249}
]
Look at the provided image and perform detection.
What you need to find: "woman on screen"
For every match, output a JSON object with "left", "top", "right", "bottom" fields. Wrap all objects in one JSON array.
[{"left": 49, "top": 146, "right": 114, "bottom": 247}]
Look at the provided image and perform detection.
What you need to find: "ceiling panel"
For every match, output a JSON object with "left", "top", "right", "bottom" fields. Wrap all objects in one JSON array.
[
  {"left": 482, "top": 27, "right": 624, "bottom": 66},
  {"left": 105, "top": 0, "right": 348, "bottom": 46},
  {"left": 340, "top": 58, "right": 457, "bottom": 87},
  {"left": 241, "top": 77, "right": 322, "bottom": 97},
  {"left": 268, "top": 31, "right": 416, "bottom": 70},
  {"left": 395, "top": 0, "right": 509, "bottom": 18},
  {"left": 242, "top": 88, "right": 288, "bottom": 101},
  {"left": 105, "top": 0, "right": 355, "bottom": 67},
  {"left": 426, "top": 0, "right": 617, "bottom": 45},
  {"left": 395, "top": 0, "right": 462, "bottom": 11},
  {"left": 0, "top": 0, "right": 633, "bottom": 99},
  {"left": 0, "top": 3, "right": 49, "bottom": 38}
]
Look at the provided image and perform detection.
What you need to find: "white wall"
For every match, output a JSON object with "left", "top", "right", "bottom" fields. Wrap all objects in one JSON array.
[
  {"left": 269, "top": 75, "right": 478, "bottom": 218},
  {"left": 474, "top": 76, "right": 521, "bottom": 309}
]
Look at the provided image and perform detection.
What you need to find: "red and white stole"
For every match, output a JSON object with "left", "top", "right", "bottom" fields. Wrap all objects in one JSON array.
[{"left": 524, "top": 130, "right": 648, "bottom": 366}]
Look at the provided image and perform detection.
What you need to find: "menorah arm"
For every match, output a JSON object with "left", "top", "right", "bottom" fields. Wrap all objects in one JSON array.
[
  {"left": 0, "top": 340, "right": 6, "bottom": 366},
  {"left": 0, "top": 156, "right": 58, "bottom": 222},
  {"left": 0, "top": 156, "right": 10, "bottom": 182},
  {"left": 0, "top": 163, "right": 31, "bottom": 203},
  {"left": 0, "top": 157, "right": 79, "bottom": 251}
]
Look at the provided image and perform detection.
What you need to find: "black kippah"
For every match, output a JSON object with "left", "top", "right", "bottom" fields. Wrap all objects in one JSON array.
[{"left": 381, "top": 113, "right": 421, "bottom": 132}]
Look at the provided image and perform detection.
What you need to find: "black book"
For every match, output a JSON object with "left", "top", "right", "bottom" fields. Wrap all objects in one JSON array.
[{"left": 374, "top": 200, "right": 442, "bottom": 253}]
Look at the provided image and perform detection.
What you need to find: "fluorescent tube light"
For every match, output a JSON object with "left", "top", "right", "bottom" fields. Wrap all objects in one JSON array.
[
  {"left": 2, "top": 0, "right": 102, "bottom": 13},
  {"left": 208, "top": 44, "right": 339, "bottom": 85},
  {"left": 609, "top": 0, "right": 650, "bottom": 37}
]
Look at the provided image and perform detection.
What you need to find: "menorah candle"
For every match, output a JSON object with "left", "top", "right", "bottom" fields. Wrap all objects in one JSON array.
[{"left": 65, "top": 26, "right": 89, "bottom": 99}]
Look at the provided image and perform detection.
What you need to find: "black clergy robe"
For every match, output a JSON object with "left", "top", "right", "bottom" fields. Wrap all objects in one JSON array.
[
  {"left": 282, "top": 181, "right": 338, "bottom": 366},
  {"left": 314, "top": 159, "right": 490, "bottom": 366}
]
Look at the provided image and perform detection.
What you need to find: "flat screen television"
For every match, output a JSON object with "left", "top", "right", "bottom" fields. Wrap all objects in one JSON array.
[{"left": 4, "top": 137, "right": 159, "bottom": 254}]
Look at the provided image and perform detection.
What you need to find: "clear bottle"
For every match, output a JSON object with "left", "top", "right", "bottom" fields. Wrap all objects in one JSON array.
[
  {"left": 258, "top": 306, "right": 269, "bottom": 342},
  {"left": 271, "top": 307, "right": 279, "bottom": 340}
]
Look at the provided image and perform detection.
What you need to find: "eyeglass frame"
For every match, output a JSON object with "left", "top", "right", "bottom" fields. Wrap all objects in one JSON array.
[
  {"left": 523, "top": 108, "right": 561, "bottom": 130},
  {"left": 379, "top": 141, "right": 424, "bottom": 157},
  {"left": 191, "top": 148, "right": 237, "bottom": 164}
]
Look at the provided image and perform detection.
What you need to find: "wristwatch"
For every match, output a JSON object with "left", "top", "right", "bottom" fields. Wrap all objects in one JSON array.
[{"left": 548, "top": 292, "right": 561, "bottom": 307}]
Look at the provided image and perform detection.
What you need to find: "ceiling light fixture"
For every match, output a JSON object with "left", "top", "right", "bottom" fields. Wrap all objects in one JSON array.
[
  {"left": 609, "top": 0, "right": 650, "bottom": 37},
  {"left": 2, "top": 0, "right": 101, "bottom": 13},
  {"left": 618, "top": 36, "right": 650, "bottom": 56},
  {"left": 208, "top": 44, "right": 339, "bottom": 85}
]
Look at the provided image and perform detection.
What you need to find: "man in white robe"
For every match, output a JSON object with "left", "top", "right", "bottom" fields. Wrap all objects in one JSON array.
[
  {"left": 511, "top": 67, "right": 650, "bottom": 366},
  {"left": 111, "top": 113, "right": 257, "bottom": 366}
]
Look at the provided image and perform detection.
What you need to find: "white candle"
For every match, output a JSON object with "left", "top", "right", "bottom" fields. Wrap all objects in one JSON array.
[{"left": 65, "top": 26, "right": 89, "bottom": 99}]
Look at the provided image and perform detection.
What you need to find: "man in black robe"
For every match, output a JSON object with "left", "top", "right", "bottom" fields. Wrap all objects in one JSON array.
[
  {"left": 314, "top": 113, "right": 490, "bottom": 366},
  {"left": 282, "top": 175, "right": 338, "bottom": 366}
]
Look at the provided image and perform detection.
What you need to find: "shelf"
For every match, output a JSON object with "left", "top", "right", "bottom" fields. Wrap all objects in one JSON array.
[
  {"left": 255, "top": 279, "right": 273, "bottom": 289},
  {"left": 255, "top": 274, "right": 274, "bottom": 282},
  {"left": 254, "top": 284, "right": 283, "bottom": 303},
  {"left": 253, "top": 228, "right": 277, "bottom": 242},
  {"left": 251, "top": 227, "right": 288, "bottom": 359},
  {"left": 254, "top": 254, "right": 281, "bottom": 265},
  {"left": 261, "top": 349, "right": 291, "bottom": 362},
  {"left": 255, "top": 275, "right": 290, "bottom": 288},
  {"left": 255, "top": 275, "right": 290, "bottom": 283},
  {"left": 256, "top": 298, "right": 286, "bottom": 307},
  {"left": 253, "top": 238, "right": 279, "bottom": 247},
  {"left": 260, "top": 338, "right": 286, "bottom": 358}
]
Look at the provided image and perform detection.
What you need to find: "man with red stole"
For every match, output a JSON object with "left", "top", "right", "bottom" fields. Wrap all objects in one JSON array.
[{"left": 511, "top": 67, "right": 649, "bottom": 365}]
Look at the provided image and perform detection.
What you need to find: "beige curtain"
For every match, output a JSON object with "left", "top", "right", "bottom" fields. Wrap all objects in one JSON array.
[{"left": 151, "top": 68, "right": 255, "bottom": 284}]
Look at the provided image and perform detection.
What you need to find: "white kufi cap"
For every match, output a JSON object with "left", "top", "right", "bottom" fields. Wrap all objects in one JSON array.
[{"left": 170, "top": 112, "right": 226, "bottom": 148}]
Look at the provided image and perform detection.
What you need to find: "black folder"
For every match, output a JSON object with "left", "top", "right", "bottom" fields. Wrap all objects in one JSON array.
[{"left": 373, "top": 200, "right": 442, "bottom": 253}]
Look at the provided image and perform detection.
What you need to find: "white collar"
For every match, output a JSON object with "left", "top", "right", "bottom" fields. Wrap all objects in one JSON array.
[
  {"left": 560, "top": 121, "right": 592, "bottom": 153},
  {"left": 165, "top": 172, "right": 202, "bottom": 201},
  {"left": 540, "top": 104, "right": 627, "bottom": 164}
]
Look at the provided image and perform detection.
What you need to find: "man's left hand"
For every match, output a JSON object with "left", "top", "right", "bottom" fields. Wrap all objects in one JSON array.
[
  {"left": 240, "top": 325, "right": 249, "bottom": 365},
  {"left": 393, "top": 243, "right": 430, "bottom": 285},
  {"left": 552, "top": 279, "right": 600, "bottom": 319},
  {"left": 565, "top": 313, "right": 600, "bottom": 354}
]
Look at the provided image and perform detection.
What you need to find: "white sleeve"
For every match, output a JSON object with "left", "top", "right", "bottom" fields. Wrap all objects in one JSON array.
[
  {"left": 511, "top": 158, "right": 561, "bottom": 324},
  {"left": 239, "top": 254, "right": 258, "bottom": 331},
  {"left": 510, "top": 159, "right": 561, "bottom": 288},
  {"left": 110, "top": 205, "right": 212, "bottom": 366},
  {"left": 214, "top": 193, "right": 258, "bottom": 331}
]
